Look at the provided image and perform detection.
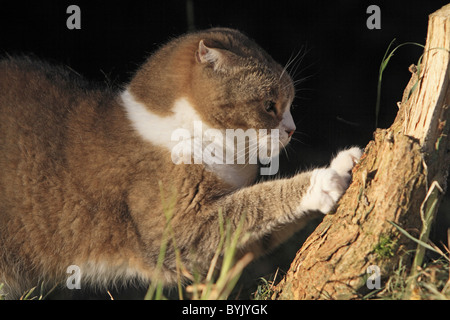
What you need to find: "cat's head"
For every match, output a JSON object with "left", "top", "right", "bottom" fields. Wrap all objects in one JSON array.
[
  {"left": 189, "top": 28, "right": 296, "bottom": 151},
  {"left": 126, "top": 28, "right": 296, "bottom": 173}
]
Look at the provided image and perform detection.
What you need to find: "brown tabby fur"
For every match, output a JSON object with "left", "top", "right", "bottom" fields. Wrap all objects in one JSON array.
[{"left": 0, "top": 28, "right": 319, "bottom": 298}]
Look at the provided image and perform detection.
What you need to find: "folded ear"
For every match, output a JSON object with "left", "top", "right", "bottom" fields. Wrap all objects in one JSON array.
[{"left": 195, "top": 40, "right": 228, "bottom": 71}]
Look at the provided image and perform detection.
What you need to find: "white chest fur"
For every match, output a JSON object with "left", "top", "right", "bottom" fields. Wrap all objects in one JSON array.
[{"left": 121, "top": 89, "right": 258, "bottom": 188}]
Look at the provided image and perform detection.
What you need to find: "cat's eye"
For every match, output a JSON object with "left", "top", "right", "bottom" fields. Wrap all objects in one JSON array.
[{"left": 264, "top": 101, "right": 277, "bottom": 115}]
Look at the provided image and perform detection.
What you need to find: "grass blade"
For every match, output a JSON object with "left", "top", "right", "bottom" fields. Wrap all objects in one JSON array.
[
  {"left": 375, "top": 40, "right": 424, "bottom": 128},
  {"left": 388, "top": 220, "right": 440, "bottom": 255}
]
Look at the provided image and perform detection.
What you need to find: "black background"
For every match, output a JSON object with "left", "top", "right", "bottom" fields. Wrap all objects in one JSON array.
[
  {"left": 1, "top": 0, "right": 449, "bottom": 299},
  {"left": 2, "top": 0, "right": 446, "bottom": 165}
]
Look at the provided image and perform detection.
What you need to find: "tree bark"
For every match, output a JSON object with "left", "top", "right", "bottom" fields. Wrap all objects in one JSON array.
[{"left": 273, "top": 4, "right": 450, "bottom": 300}]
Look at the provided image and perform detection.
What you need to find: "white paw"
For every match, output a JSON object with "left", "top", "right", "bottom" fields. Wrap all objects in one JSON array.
[
  {"left": 330, "top": 147, "right": 363, "bottom": 181},
  {"left": 300, "top": 168, "right": 347, "bottom": 214},
  {"left": 300, "top": 147, "right": 363, "bottom": 214}
]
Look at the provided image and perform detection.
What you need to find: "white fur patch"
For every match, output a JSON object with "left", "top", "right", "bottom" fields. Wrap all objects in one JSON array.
[
  {"left": 281, "top": 108, "right": 295, "bottom": 132},
  {"left": 121, "top": 89, "right": 206, "bottom": 151},
  {"left": 297, "top": 147, "right": 363, "bottom": 214},
  {"left": 79, "top": 260, "right": 153, "bottom": 289},
  {"left": 277, "top": 105, "right": 295, "bottom": 147},
  {"left": 299, "top": 168, "right": 347, "bottom": 214},
  {"left": 120, "top": 89, "right": 259, "bottom": 188}
]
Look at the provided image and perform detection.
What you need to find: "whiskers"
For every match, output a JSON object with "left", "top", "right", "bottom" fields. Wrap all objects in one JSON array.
[
  {"left": 234, "top": 142, "right": 259, "bottom": 169},
  {"left": 290, "top": 129, "right": 309, "bottom": 145},
  {"left": 274, "top": 138, "right": 288, "bottom": 161},
  {"left": 279, "top": 46, "right": 316, "bottom": 98},
  {"left": 279, "top": 128, "right": 311, "bottom": 164},
  {"left": 279, "top": 49, "right": 305, "bottom": 82},
  {"left": 233, "top": 132, "right": 280, "bottom": 168},
  {"left": 233, "top": 130, "right": 308, "bottom": 166}
]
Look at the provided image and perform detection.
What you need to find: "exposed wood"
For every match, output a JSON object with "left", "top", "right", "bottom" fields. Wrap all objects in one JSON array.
[{"left": 273, "top": 4, "right": 450, "bottom": 300}]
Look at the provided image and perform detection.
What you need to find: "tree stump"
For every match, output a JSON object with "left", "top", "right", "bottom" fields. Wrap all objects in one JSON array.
[{"left": 273, "top": 4, "right": 450, "bottom": 300}]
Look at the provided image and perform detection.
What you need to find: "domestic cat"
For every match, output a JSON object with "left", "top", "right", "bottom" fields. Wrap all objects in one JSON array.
[{"left": 0, "top": 28, "right": 362, "bottom": 299}]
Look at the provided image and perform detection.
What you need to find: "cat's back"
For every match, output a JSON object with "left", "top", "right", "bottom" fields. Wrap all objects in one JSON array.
[
  {"left": 0, "top": 57, "right": 103, "bottom": 222},
  {"left": 0, "top": 57, "right": 89, "bottom": 165},
  {"left": 0, "top": 57, "right": 90, "bottom": 123}
]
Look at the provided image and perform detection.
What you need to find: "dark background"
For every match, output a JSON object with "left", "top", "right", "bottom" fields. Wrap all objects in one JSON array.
[
  {"left": 1, "top": 0, "right": 446, "bottom": 164},
  {"left": 1, "top": 0, "right": 449, "bottom": 299}
]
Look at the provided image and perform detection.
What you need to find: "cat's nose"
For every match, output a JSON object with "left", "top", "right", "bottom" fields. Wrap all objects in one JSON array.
[
  {"left": 287, "top": 129, "right": 295, "bottom": 138},
  {"left": 281, "top": 109, "right": 296, "bottom": 139}
]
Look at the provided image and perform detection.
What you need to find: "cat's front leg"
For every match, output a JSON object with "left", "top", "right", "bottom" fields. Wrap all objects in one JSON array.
[{"left": 299, "top": 147, "right": 363, "bottom": 214}]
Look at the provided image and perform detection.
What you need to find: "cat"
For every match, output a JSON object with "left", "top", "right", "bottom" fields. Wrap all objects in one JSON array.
[{"left": 0, "top": 28, "right": 362, "bottom": 299}]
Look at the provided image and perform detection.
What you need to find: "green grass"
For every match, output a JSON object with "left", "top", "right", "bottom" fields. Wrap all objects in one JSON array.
[
  {"left": 373, "top": 234, "right": 397, "bottom": 259},
  {"left": 375, "top": 39, "right": 424, "bottom": 128},
  {"left": 144, "top": 181, "right": 253, "bottom": 300},
  {"left": 0, "top": 283, "right": 4, "bottom": 300},
  {"left": 252, "top": 270, "right": 280, "bottom": 300},
  {"left": 374, "top": 255, "right": 450, "bottom": 300},
  {"left": 182, "top": 209, "right": 253, "bottom": 300}
]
